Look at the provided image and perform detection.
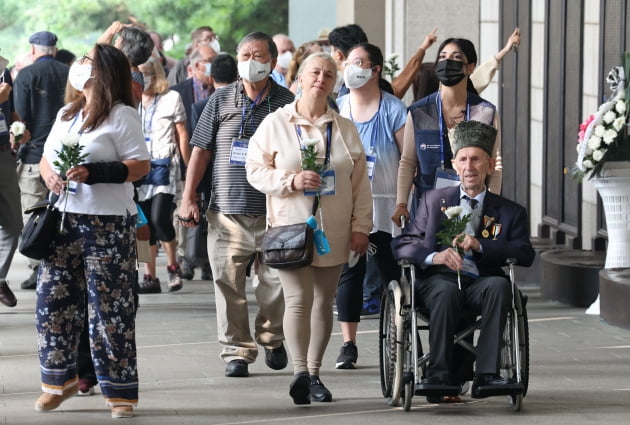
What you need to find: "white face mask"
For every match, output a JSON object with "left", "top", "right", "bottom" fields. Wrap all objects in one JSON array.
[
  {"left": 204, "top": 62, "right": 212, "bottom": 77},
  {"left": 238, "top": 59, "right": 271, "bottom": 83},
  {"left": 143, "top": 76, "right": 152, "bottom": 90},
  {"left": 0, "top": 55, "right": 9, "bottom": 77},
  {"left": 343, "top": 64, "right": 372, "bottom": 89},
  {"left": 209, "top": 38, "right": 221, "bottom": 54},
  {"left": 68, "top": 62, "right": 93, "bottom": 91},
  {"left": 277, "top": 51, "right": 292, "bottom": 70}
]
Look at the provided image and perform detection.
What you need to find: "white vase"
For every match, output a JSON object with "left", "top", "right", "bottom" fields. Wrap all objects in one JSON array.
[{"left": 592, "top": 162, "right": 630, "bottom": 268}]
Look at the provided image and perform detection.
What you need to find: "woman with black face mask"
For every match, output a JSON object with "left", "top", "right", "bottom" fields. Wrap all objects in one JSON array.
[{"left": 392, "top": 38, "right": 502, "bottom": 226}]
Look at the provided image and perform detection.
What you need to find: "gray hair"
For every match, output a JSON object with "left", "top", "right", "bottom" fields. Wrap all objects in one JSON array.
[{"left": 33, "top": 44, "right": 56, "bottom": 55}]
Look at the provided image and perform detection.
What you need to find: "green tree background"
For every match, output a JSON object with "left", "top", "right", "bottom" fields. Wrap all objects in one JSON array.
[{"left": 0, "top": 0, "right": 288, "bottom": 66}]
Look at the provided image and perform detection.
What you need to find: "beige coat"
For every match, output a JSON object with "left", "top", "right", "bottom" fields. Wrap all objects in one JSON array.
[{"left": 246, "top": 101, "right": 373, "bottom": 267}]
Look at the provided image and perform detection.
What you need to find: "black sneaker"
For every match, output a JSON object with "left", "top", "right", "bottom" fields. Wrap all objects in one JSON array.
[
  {"left": 200, "top": 262, "right": 213, "bottom": 281},
  {"left": 21, "top": 267, "right": 38, "bottom": 290},
  {"left": 225, "top": 359, "right": 249, "bottom": 377},
  {"left": 264, "top": 344, "right": 288, "bottom": 370},
  {"left": 138, "top": 275, "right": 161, "bottom": 294},
  {"left": 309, "top": 375, "right": 332, "bottom": 402},
  {"left": 359, "top": 297, "right": 380, "bottom": 318},
  {"left": 179, "top": 257, "right": 194, "bottom": 280},
  {"left": 335, "top": 341, "right": 358, "bottom": 369}
]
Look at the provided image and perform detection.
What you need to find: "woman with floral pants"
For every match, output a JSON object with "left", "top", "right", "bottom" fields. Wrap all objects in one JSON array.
[{"left": 35, "top": 43, "right": 150, "bottom": 418}]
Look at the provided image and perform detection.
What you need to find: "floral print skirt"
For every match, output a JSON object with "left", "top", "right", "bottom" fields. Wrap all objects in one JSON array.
[{"left": 35, "top": 212, "right": 139, "bottom": 406}]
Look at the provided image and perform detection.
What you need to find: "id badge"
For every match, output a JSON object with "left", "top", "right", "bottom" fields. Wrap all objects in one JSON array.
[
  {"left": 434, "top": 168, "right": 460, "bottom": 189},
  {"left": 0, "top": 112, "right": 8, "bottom": 135},
  {"left": 461, "top": 255, "right": 479, "bottom": 279},
  {"left": 229, "top": 138, "right": 249, "bottom": 165},
  {"left": 67, "top": 180, "right": 79, "bottom": 195},
  {"left": 305, "top": 169, "right": 336, "bottom": 196},
  {"left": 366, "top": 154, "right": 376, "bottom": 181}
]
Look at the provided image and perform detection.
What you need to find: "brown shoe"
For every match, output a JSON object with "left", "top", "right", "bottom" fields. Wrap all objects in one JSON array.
[
  {"left": 34, "top": 387, "right": 78, "bottom": 412},
  {"left": 111, "top": 405, "right": 134, "bottom": 418},
  {"left": 0, "top": 281, "right": 17, "bottom": 307}
]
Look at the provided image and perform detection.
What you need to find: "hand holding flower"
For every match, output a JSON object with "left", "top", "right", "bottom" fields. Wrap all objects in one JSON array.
[
  {"left": 9, "top": 121, "right": 29, "bottom": 149},
  {"left": 293, "top": 170, "right": 322, "bottom": 191}
]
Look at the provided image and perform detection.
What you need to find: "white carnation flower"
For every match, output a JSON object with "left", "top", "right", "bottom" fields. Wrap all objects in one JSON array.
[
  {"left": 616, "top": 99, "right": 626, "bottom": 114},
  {"left": 60, "top": 133, "right": 81, "bottom": 147},
  {"left": 592, "top": 149, "right": 605, "bottom": 161},
  {"left": 583, "top": 159, "right": 594, "bottom": 169},
  {"left": 10, "top": 121, "right": 26, "bottom": 136},
  {"left": 587, "top": 135, "right": 601, "bottom": 150},
  {"left": 302, "top": 138, "right": 319, "bottom": 148},
  {"left": 444, "top": 206, "right": 463, "bottom": 219},
  {"left": 612, "top": 116, "right": 625, "bottom": 131},
  {"left": 603, "top": 129, "right": 618, "bottom": 144},
  {"left": 594, "top": 124, "right": 606, "bottom": 137},
  {"left": 603, "top": 110, "right": 616, "bottom": 124}
]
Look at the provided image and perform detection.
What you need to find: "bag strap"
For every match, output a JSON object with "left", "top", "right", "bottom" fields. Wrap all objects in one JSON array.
[{"left": 312, "top": 196, "right": 319, "bottom": 216}]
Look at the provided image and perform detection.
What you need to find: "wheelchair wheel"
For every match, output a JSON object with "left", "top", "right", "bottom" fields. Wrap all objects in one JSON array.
[
  {"left": 379, "top": 288, "right": 396, "bottom": 398},
  {"left": 500, "top": 297, "right": 529, "bottom": 412}
]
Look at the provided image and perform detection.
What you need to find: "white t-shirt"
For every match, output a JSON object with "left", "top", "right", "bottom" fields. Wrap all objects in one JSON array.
[{"left": 43, "top": 103, "right": 150, "bottom": 216}]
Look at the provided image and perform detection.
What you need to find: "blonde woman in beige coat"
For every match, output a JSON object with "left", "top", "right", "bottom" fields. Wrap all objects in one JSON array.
[{"left": 246, "top": 52, "right": 372, "bottom": 405}]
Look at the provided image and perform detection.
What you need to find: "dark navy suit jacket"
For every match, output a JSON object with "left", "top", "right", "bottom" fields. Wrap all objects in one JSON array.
[{"left": 392, "top": 185, "right": 535, "bottom": 277}]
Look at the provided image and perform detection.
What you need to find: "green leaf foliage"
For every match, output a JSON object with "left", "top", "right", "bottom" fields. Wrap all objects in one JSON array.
[{"left": 0, "top": 0, "right": 287, "bottom": 66}]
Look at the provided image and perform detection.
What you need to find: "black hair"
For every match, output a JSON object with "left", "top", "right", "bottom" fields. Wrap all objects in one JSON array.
[
  {"left": 328, "top": 24, "right": 368, "bottom": 57},
  {"left": 434, "top": 37, "right": 478, "bottom": 95},
  {"left": 55, "top": 49, "right": 76, "bottom": 66},
  {"left": 118, "top": 27, "right": 154, "bottom": 66},
  {"left": 211, "top": 54, "right": 238, "bottom": 84},
  {"left": 237, "top": 32, "right": 278, "bottom": 59},
  {"left": 346, "top": 43, "right": 393, "bottom": 94}
]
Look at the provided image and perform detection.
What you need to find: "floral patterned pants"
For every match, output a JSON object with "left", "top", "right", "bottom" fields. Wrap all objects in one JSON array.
[{"left": 36, "top": 212, "right": 139, "bottom": 406}]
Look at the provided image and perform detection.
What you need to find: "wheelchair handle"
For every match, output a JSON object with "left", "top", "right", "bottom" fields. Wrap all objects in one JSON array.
[{"left": 400, "top": 215, "right": 407, "bottom": 229}]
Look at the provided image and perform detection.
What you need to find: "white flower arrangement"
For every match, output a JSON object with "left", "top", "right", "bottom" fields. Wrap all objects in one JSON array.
[{"left": 573, "top": 57, "right": 630, "bottom": 182}]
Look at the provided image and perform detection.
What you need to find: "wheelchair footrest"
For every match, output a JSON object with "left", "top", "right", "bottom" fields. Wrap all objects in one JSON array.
[
  {"left": 414, "top": 383, "right": 461, "bottom": 397},
  {"left": 471, "top": 382, "right": 524, "bottom": 399}
]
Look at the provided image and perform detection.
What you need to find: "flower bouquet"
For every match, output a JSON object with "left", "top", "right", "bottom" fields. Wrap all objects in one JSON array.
[
  {"left": 52, "top": 133, "right": 88, "bottom": 231},
  {"left": 573, "top": 52, "right": 630, "bottom": 181},
  {"left": 436, "top": 205, "right": 471, "bottom": 289}
]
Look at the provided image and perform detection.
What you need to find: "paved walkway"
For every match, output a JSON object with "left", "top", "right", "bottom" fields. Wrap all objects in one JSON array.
[{"left": 1, "top": 252, "right": 629, "bottom": 424}]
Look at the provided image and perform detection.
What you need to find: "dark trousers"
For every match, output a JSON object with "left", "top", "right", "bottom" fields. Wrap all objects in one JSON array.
[
  {"left": 336, "top": 231, "right": 399, "bottom": 322},
  {"left": 417, "top": 272, "right": 511, "bottom": 383}
]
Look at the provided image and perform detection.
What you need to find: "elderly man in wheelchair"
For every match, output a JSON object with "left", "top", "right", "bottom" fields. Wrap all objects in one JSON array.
[{"left": 390, "top": 121, "right": 535, "bottom": 406}]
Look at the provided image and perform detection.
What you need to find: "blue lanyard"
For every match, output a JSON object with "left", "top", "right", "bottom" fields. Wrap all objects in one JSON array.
[
  {"left": 68, "top": 113, "right": 82, "bottom": 135},
  {"left": 239, "top": 81, "right": 269, "bottom": 137},
  {"left": 348, "top": 91, "right": 382, "bottom": 154},
  {"left": 437, "top": 92, "right": 470, "bottom": 169},
  {"left": 296, "top": 122, "right": 333, "bottom": 169},
  {"left": 139, "top": 97, "right": 158, "bottom": 136}
]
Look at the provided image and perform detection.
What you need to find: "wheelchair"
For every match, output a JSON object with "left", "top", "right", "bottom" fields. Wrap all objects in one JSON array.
[{"left": 378, "top": 256, "right": 529, "bottom": 412}]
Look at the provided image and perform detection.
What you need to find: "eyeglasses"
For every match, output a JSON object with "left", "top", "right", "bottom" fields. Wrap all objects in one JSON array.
[
  {"left": 78, "top": 55, "right": 94, "bottom": 64},
  {"left": 343, "top": 58, "right": 373, "bottom": 68}
]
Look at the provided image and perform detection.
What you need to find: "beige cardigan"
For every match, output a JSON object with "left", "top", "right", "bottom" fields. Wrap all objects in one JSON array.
[{"left": 246, "top": 101, "right": 373, "bottom": 267}]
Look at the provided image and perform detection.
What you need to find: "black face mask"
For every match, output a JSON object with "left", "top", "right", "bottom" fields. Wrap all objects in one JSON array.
[{"left": 435, "top": 59, "right": 466, "bottom": 86}]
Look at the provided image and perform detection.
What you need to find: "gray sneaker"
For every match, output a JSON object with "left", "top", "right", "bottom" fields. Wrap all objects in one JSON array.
[{"left": 167, "top": 265, "right": 183, "bottom": 292}]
